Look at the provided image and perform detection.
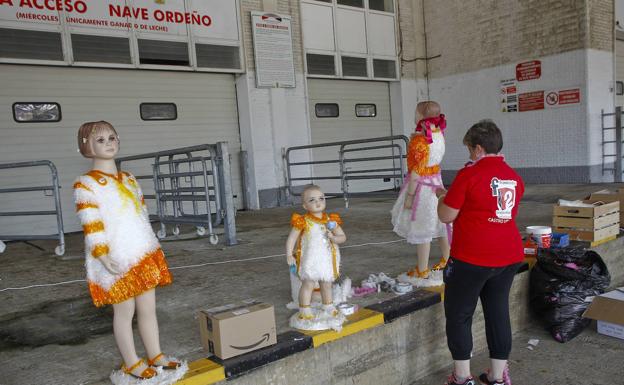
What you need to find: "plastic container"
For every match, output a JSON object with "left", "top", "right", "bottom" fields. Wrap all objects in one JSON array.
[
  {"left": 551, "top": 232, "right": 570, "bottom": 248},
  {"left": 527, "top": 226, "right": 552, "bottom": 248}
]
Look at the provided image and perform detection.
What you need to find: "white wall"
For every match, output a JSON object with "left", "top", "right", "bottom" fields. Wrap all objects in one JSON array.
[
  {"left": 428, "top": 50, "right": 593, "bottom": 174},
  {"left": 236, "top": 71, "right": 311, "bottom": 208}
]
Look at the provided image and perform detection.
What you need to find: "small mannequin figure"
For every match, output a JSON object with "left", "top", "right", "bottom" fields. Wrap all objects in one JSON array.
[
  {"left": 73, "top": 121, "right": 186, "bottom": 383},
  {"left": 286, "top": 185, "right": 347, "bottom": 330},
  {"left": 391, "top": 101, "right": 451, "bottom": 286}
]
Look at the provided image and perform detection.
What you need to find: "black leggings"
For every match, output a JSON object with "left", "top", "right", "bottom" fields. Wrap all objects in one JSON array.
[{"left": 443, "top": 257, "right": 522, "bottom": 360}]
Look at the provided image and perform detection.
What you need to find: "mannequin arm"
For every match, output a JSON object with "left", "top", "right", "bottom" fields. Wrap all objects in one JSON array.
[
  {"left": 328, "top": 225, "right": 346, "bottom": 244},
  {"left": 74, "top": 179, "right": 120, "bottom": 274},
  {"left": 404, "top": 170, "right": 418, "bottom": 209},
  {"left": 285, "top": 227, "right": 302, "bottom": 265}
]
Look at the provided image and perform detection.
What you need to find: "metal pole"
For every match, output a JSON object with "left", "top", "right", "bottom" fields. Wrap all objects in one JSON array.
[
  {"left": 216, "top": 142, "right": 238, "bottom": 246},
  {"left": 616, "top": 106, "right": 622, "bottom": 182}
]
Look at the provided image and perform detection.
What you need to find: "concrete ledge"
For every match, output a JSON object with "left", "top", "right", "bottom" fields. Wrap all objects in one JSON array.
[
  {"left": 211, "top": 331, "right": 312, "bottom": 379},
  {"left": 301, "top": 308, "right": 385, "bottom": 347},
  {"left": 176, "top": 359, "right": 225, "bottom": 385},
  {"left": 366, "top": 289, "right": 440, "bottom": 323},
  {"left": 177, "top": 237, "right": 624, "bottom": 385}
]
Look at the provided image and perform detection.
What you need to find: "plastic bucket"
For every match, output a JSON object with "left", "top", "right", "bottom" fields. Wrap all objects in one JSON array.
[{"left": 526, "top": 226, "right": 552, "bottom": 248}]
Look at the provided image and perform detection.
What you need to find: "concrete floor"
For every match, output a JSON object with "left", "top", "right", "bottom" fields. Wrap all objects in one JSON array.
[
  {"left": 0, "top": 183, "right": 622, "bottom": 385},
  {"left": 411, "top": 323, "right": 624, "bottom": 385}
]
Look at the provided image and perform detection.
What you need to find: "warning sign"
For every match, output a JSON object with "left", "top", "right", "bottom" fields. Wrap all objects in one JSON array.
[
  {"left": 518, "top": 91, "right": 544, "bottom": 112},
  {"left": 516, "top": 60, "right": 541, "bottom": 81},
  {"left": 500, "top": 79, "right": 518, "bottom": 112},
  {"left": 545, "top": 88, "right": 581, "bottom": 108}
]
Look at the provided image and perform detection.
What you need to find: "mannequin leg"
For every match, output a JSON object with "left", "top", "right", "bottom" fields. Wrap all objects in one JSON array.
[
  {"left": 135, "top": 289, "right": 162, "bottom": 362},
  {"left": 298, "top": 279, "right": 316, "bottom": 318},
  {"left": 299, "top": 279, "right": 315, "bottom": 307},
  {"left": 439, "top": 237, "right": 450, "bottom": 260},
  {"left": 113, "top": 298, "right": 149, "bottom": 376},
  {"left": 319, "top": 281, "right": 333, "bottom": 305},
  {"left": 416, "top": 242, "right": 431, "bottom": 272}
]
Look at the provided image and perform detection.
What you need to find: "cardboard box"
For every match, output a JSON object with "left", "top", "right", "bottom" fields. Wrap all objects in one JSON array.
[
  {"left": 583, "top": 288, "right": 624, "bottom": 341},
  {"left": 198, "top": 300, "right": 277, "bottom": 359},
  {"left": 587, "top": 189, "right": 624, "bottom": 224},
  {"left": 552, "top": 200, "right": 619, "bottom": 243}
]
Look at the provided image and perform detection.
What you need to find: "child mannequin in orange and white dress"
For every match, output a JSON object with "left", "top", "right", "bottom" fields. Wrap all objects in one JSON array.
[
  {"left": 73, "top": 121, "right": 186, "bottom": 384},
  {"left": 391, "top": 101, "right": 451, "bottom": 286},
  {"left": 286, "top": 184, "right": 347, "bottom": 330}
]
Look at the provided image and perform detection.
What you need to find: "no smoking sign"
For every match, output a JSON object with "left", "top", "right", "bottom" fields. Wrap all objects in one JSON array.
[{"left": 546, "top": 91, "right": 559, "bottom": 106}]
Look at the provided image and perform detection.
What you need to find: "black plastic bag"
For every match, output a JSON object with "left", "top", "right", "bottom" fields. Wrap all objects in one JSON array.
[{"left": 529, "top": 247, "right": 610, "bottom": 343}]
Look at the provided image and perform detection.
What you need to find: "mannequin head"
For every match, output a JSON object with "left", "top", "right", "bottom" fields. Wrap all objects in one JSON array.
[
  {"left": 301, "top": 184, "right": 326, "bottom": 215},
  {"left": 415, "top": 101, "right": 441, "bottom": 123},
  {"left": 77, "top": 121, "right": 119, "bottom": 159}
]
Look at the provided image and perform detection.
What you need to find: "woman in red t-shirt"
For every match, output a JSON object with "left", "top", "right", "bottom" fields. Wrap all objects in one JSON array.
[{"left": 436, "top": 120, "right": 524, "bottom": 385}]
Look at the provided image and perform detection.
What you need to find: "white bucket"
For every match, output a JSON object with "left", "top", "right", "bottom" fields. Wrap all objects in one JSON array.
[{"left": 526, "top": 226, "right": 552, "bottom": 248}]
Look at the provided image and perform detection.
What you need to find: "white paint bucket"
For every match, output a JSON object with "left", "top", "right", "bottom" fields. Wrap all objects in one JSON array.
[{"left": 526, "top": 226, "right": 552, "bottom": 248}]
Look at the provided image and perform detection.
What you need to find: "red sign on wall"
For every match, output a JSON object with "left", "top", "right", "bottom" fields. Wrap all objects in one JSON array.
[
  {"left": 558, "top": 88, "right": 581, "bottom": 105},
  {"left": 516, "top": 60, "right": 541, "bottom": 81},
  {"left": 518, "top": 91, "right": 544, "bottom": 111}
]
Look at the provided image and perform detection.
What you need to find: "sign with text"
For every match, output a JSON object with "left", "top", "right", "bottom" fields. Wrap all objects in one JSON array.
[
  {"left": 518, "top": 91, "right": 544, "bottom": 112},
  {"left": 545, "top": 87, "right": 581, "bottom": 108},
  {"left": 500, "top": 78, "right": 518, "bottom": 112},
  {"left": 516, "top": 60, "right": 541, "bottom": 81},
  {"left": 251, "top": 12, "right": 295, "bottom": 88},
  {"left": 0, "top": 0, "right": 239, "bottom": 40}
]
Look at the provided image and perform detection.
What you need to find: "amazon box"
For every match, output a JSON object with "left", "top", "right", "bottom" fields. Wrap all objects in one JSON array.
[
  {"left": 583, "top": 288, "right": 624, "bottom": 341},
  {"left": 198, "top": 300, "right": 277, "bottom": 359}
]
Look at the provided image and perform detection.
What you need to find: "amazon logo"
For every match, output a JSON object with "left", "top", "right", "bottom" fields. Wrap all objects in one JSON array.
[{"left": 229, "top": 333, "right": 271, "bottom": 350}]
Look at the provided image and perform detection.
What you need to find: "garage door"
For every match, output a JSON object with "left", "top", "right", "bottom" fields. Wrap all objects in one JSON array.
[
  {"left": 307, "top": 79, "right": 395, "bottom": 194},
  {"left": 0, "top": 64, "right": 241, "bottom": 236}
]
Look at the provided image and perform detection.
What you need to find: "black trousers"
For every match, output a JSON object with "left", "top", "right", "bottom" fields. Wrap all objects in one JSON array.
[{"left": 443, "top": 257, "right": 522, "bottom": 360}]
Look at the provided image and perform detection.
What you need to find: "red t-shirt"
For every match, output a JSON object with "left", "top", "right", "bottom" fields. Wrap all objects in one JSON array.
[{"left": 443, "top": 156, "right": 524, "bottom": 267}]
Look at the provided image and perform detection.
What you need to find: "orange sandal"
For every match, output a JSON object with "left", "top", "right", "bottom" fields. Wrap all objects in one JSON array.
[
  {"left": 407, "top": 266, "right": 430, "bottom": 279},
  {"left": 122, "top": 358, "right": 157, "bottom": 379},
  {"left": 148, "top": 352, "right": 181, "bottom": 370},
  {"left": 432, "top": 258, "right": 448, "bottom": 271}
]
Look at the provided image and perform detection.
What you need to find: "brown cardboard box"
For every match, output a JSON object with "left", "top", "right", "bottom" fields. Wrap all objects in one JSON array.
[
  {"left": 583, "top": 288, "right": 624, "bottom": 340},
  {"left": 588, "top": 189, "right": 624, "bottom": 224},
  {"left": 198, "top": 300, "right": 277, "bottom": 359}
]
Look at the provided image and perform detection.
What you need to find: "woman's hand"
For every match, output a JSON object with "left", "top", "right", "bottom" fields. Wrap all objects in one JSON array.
[
  {"left": 286, "top": 254, "right": 296, "bottom": 265},
  {"left": 435, "top": 187, "right": 448, "bottom": 199},
  {"left": 99, "top": 255, "right": 121, "bottom": 275}
]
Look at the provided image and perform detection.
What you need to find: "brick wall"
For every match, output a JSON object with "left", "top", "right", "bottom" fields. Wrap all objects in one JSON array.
[
  {"left": 420, "top": 0, "right": 612, "bottom": 79},
  {"left": 589, "top": 0, "right": 614, "bottom": 51}
]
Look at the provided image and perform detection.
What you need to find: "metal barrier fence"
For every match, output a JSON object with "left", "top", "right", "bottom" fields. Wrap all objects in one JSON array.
[
  {"left": 0, "top": 160, "right": 65, "bottom": 255},
  {"left": 117, "top": 143, "right": 237, "bottom": 246},
  {"left": 285, "top": 135, "right": 409, "bottom": 208}
]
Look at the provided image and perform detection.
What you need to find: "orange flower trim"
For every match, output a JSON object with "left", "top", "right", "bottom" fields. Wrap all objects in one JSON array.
[
  {"left": 76, "top": 202, "right": 98, "bottom": 211},
  {"left": 83, "top": 220, "right": 104, "bottom": 234},
  {"left": 290, "top": 213, "right": 306, "bottom": 230},
  {"left": 328, "top": 213, "right": 343, "bottom": 226},
  {"left": 91, "top": 244, "right": 109, "bottom": 258},
  {"left": 73, "top": 181, "right": 92, "bottom": 192},
  {"left": 89, "top": 249, "right": 172, "bottom": 307},
  {"left": 407, "top": 135, "right": 440, "bottom": 176}
]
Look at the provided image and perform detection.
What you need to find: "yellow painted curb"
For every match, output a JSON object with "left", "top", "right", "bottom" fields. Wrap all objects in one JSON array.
[
  {"left": 176, "top": 358, "right": 225, "bottom": 385},
  {"left": 424, "top": 284, "right": 445, "bottom": 301},
  {"left": 301, "top": 308, "right": 384, "bottom": 347}
]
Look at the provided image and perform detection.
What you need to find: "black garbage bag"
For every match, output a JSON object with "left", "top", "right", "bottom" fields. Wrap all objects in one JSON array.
[{"left": 529, "top": 247, "right": 610, "bottom": 343}]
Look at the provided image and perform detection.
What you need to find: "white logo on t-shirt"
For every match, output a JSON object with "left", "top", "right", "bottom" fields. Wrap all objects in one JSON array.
[{"left": 490, "top": 177, "right": 517, "bottom": 220}]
